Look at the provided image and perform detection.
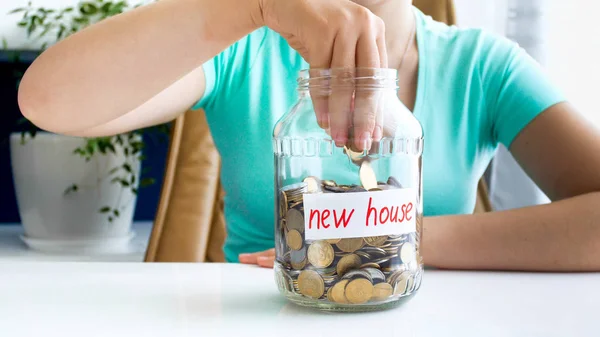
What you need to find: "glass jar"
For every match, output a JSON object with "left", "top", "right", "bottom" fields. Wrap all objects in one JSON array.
[{"left": 273, "top": 68, "right": 424, "bottom": 312}]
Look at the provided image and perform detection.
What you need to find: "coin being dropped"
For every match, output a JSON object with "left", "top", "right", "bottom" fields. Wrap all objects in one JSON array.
[
  {"left": 330, "top": 280, "right": 349, "bottom": 304},
  {"left": 399, "top": 242, "right": 417, "bottom": 263},
  {"left": 359, "top": 160, "right": 378, "bottom": 190},
  {"left": 372, "top": 283, "right": 394, "bottom": 301},
  {"left": 285, "top": 209, "right": 305, "bottom": 233},
  {"left": 345, "top": 278, "right": 374, "bottom": 304},
  {"left": 336, "top": 254, "right": 362, "bottom": 276},
  {"left": 343, "top": 145, "right": 364, "bottom": 165},
  {"left": 307, "top": 241, "right": 334, "bottom": 268},
  {"left": 286, "top": 229, "right": 303, "bottom": 251},
  {"left": 303, "top": 176, "right": 322, "bottom": 193},
  {"left": 364, "top": 235, "right": 388, "bottom": 247},
  {"left": 298, "top": 270, "right": 325, "bottom": 299},
  {"left": 336, "top": 238, "right": 364, "bottom": 253}
]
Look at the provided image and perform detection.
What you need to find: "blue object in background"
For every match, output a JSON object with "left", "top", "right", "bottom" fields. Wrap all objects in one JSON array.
[{"left": 0, "top": 52, "right": 167, "bottom": 224}]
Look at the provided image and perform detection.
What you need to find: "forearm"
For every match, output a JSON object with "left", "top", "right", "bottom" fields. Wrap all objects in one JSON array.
[
  {"left": 18, "top": 0, "right": 262, "bottom": 134},
  {"left": 422, "top": 191, "right": 600, "bottom": 272}
]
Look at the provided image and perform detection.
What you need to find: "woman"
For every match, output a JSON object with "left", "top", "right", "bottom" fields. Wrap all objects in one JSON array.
[{"left": 17, "top": 0, "right": 600, "bottom": 271}]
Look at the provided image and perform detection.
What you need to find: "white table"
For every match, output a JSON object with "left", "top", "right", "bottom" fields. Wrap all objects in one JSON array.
[{"left": 0, "top": 262, "right": 597, "bottom": 337}]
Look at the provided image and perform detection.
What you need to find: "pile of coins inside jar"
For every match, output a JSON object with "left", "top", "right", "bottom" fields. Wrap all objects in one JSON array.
[{"left": 275, "top": 150, "right": 423, "bottom": 305}]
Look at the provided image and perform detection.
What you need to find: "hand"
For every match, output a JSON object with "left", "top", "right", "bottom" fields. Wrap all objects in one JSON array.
[
  {"left": 239, "top": 249, "right": 275, "bottom": 268},
  {"left": 260, "top": 0, "right": 388, "bottom": 151}
]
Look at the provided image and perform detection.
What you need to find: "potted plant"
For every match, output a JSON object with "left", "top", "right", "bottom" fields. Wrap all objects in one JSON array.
[{"left": 5, "top": 0, "right": 166, "bottom": 254}]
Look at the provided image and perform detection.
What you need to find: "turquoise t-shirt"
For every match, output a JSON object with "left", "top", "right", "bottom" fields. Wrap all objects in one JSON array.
[{"left": 193, "top": 7, "right": 565, "bottom": 262}]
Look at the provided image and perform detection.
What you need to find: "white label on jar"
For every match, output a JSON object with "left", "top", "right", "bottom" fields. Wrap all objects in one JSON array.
[{"left": 303, "top": 188, "right": 417, "bottom": 240}]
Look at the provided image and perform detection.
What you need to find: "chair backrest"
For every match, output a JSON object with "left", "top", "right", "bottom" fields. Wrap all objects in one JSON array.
[{"left": 145, "top": 0, "right": 478, "bottom": 263}]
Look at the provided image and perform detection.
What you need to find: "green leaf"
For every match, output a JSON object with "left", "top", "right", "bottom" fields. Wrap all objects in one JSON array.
[
  {"left": 57, "top": 25, "right": 66, "bottom": 40},
  {"left": 63, "top": 7, "right": 74, "bottom": 13},
  {"left": 109, "top": 166, "right": 119, "bottom": 174},
  {"left": 111, "top": 177, "right": 121, "bottom": 183},
  {"left": 124, "top": 147, "right": 129, "bottom": 156},
  {"left": 132, "top": 187, "right": 138, "bottom": 195},
  {"left": 18, "top": 21, "right": 28, "bottom": 27},
  {"left": 99, "top": 206, "right": 111, "bottom": 213},
  {"left": 107, "top": 143, "right": 116, "bottom": 153},
  {"left": 122, "top": 163, "right": 132, "bottom": 172},
  {"left": 9, "top": 8, "right": 27, "bottom": 14},
  {"left": 140, "top": 177, "right": 155, "bottom": 187},
  {"left": 63, "top": 184, "right": 79, "bottom": 195},
  {"left": 120, "top": 179, "right": 130, "bottom": 187},
  {"left": 113, "top": 209, "right": 120, "bottom": 217},
  {"left": 108, "top": 216, "right": 113, "bottom": 222},
  {"left": 79, "top": 3, "right": 99, "bottom": 15},
  {"left": 130, "top": 174, "right": 136, "bottom": 184}
]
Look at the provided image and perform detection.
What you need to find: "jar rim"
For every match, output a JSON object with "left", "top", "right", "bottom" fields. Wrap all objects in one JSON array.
[{"left": 297, "top": 67, "right": 398, "bottom": 91}]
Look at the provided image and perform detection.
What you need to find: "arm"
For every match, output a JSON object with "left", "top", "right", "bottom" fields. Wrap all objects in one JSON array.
[
  {"left": 423, "top": 102, "right": 600, "bottom": 272},
  {"left": 18, "top": 0, "right": 263, "bottom": 136},
  {"left": 18, "top": 0, "right": 388, "bottom": 141}
]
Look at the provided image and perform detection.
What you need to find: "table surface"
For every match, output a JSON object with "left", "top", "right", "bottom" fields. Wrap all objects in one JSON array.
[{"left": 0, "top": 262, "right": 597, "bottom": 337}]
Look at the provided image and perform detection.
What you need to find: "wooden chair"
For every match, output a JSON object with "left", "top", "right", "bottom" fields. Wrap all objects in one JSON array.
[{"left": 144, "top": 0, "right": 491, "bottom": 263}]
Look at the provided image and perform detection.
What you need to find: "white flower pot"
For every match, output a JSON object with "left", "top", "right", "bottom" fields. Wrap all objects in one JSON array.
[{"left": 9, "top": 132, "right": 141, "bottom": 254}]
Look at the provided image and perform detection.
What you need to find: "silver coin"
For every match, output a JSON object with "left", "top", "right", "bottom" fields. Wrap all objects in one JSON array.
[
  {"left": 361, "top": 267, "right": 386, "bottom": 284},
  {"left": 290, "top": 246, "right": 307, "bottom": 264},
  {"left": 362, "top": 246, "right": 387, "bottom": 256},
  {"left": 399, "top": 242, "right": 417, "bottom": 263},
  {"left": 341, "top": 269, "right": 373, "bottom": 283}
]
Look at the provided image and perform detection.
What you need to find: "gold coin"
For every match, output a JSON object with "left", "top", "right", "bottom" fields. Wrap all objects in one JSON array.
[
  {"left": 364, "top": 235, "right": 388, "bottom": 247},
  {"left": 297, "top": 270, "right": 324, "bottom": 299},
  {"left": 345, "top": 278, "right": 374, "bottom": 304},
  {"left": 325, "top": 238, "right": 341, "bottom": 244},
  {"left": 285, "top": 208, "right": 304, "bottom": 233},
  {"left": 330, "top": 280, "right": 349, "bottom": 304},
  {"left": 322, "top": 180, "right": 337, "bottom": 187},
  {"left": 359, "top": 160, "right": 378, "bottom": 190},
  {"left": 336, "top": 238, "right": 364, "bottom": 253},
  {"left": 359, "top": 262, "right": 380, "bottom": 269},
  {"left": 326, "top": 287, "right": 334, "bottom": 302},
  {"left": 303, "top": 176, "right": 321, "bottom": 193},
  {"left": 286, "top": 229, "right": 303, "bottom": 251},
  {"left": 307, "top": 241, "right": 334, "bottom": 268},
  {"left": 279, "top": 190, "right": 288, "bottom": 218},
  {"left": 343, "top": 145, "right": 363, "bottom": 164},
  {"left": 368, "top": 188, "right": 383, "bottom": 192},
  {"left": 372, "top": 283, "right": 394, "bottom": 301},
  {"left": 336, "top": 253, "right": 362, "bottom": 276}
]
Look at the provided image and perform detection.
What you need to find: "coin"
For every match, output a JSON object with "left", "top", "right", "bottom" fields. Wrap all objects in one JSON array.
[
  {"left": 336, "top": 238, "right": 364, "bottom": 253},
  {"left": 399, "top": 242, "right": 416, "bottom": 263},
  {"left": 330, "top": 280, "right": 349, "bottom": 304},
  {"left": 297, "top": 270, "right": 325, "bottom": 299},
  {"left": 359, "top": 262, "right": 380, "bottom": 269},
  {"left": 364, "top": 235, "right": 388, "bottom": 247},
  {"left": 347, "top": 186, "right": 367, "bottom": 193},
  {"left": 372, "top": 282, "right": 393, "bottom": 301},
  {"left": 345, "top": 278, "right": 374, "bottom": 304},
  {"left": 387, "top": 176, "right": 402, "bottom": 188},
  {"left": 322, "top": 180, "right": 337, "bottom": 187},
  {"left": 362, "top": 267, "right": 386, "bottom": 284},
  {"left": 406, "top": 274, "right": 415, "bottom": 293},
  {"left": 342, "top": 269, "right": 373, "bottom": 283},
  {"left": 343, "top": 145, "right": 363, "bottom": 165},
  {"left": 336, "top": 254, "right": 362, "bottom": 276},
  {"left": 323, "top": 185, "right": 348, "bottom": 193},
  {"left": 325, "top": 238, "right": 341, "bottom": 244},
  {"left": 286, "top": 229, "right": 303, "bottom": 251},
  {"left": 392, "top": 271, "right": 411, "bottom": 295},
  {"left": 307, "top": 241, "right": 334, "bottom": 268},
  {"left": 290, "top": 246, "right": 307, "bottom": 269},
  {"left": 355, "top": 251, "right": 371, "bottom": 260},
  {"left": 326, "top": 287, "right": 334, "bottom": 302},
  {"left": 359, "top": 160, "right": 378, "bottom": 190},
  {"left": 279, "top": 190, "right": 288, "bottom": 218},
  {"left": 285, "top": 208, "right": 305, "bottom": 233},
  {"left": 368, "top": 188, "right": 383, "bottom": 192},
  {"left": 303, "top": 176, "right": 321, "bottom": 193}
]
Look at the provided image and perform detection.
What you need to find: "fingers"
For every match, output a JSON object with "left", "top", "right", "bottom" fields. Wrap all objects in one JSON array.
[
  {"left": 239, "top": 248, "right": 275, "bottom": 266},
  {"left": 328, "top": 32, "right": 356, "bottom": 146},
  {"left": 352, "top": 27, "right": 382, "bottom": 151},
  {"left": 257, "top": 255, "right": 275, "bottom": 268}
]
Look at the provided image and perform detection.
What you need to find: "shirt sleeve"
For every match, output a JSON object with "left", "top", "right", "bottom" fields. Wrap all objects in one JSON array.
[
  {"left": 481, "top": 34, "right": 567, "bottom": 149},
  {"left": 192, "top": 28, "right": 269, "bottom": 112}
]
